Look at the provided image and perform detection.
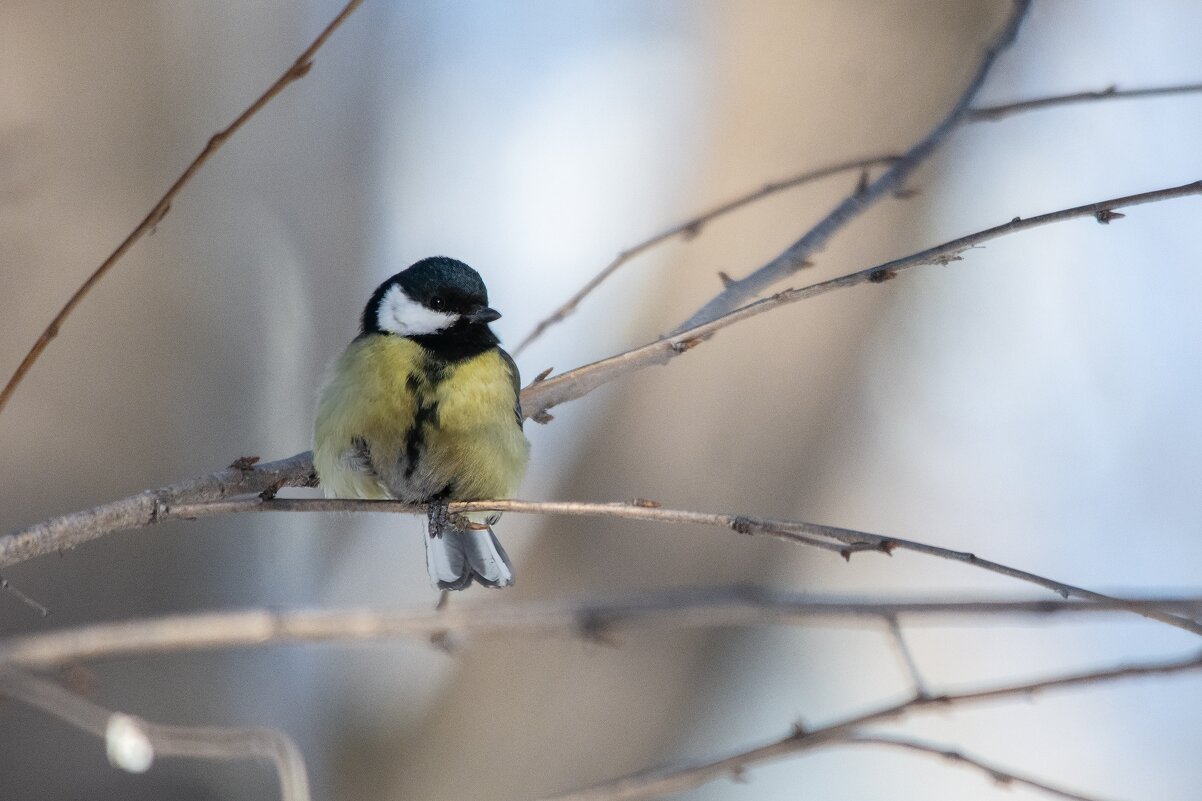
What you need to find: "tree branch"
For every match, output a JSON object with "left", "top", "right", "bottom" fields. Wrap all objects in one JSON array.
[
  {"left": 512, "top": 154, "right": 902, "bottom": 356},
  {"left": 0, "top": 0, "right": 366, "bottom": 418},
  {"left": 672, "top": 0, "right": 1032, "bottom": 333},
  {"left": 0, "top": 452, "right": 314, "bottom": 567},
  {"left": 0, "top": 669, "right": 310, "bottom": 801},
  {"left": 8, "top": 489, "right": 1202, "bottom": 636},
  {"left": 517, "top": 76, "right": 1202, "bottom": 354},
  {"left": 844, "top": 735, "right": 1118, "bottom": 801},
  {"left": 533, "top": 649, "right": 1202, "bottom": 801},
  {"left": 883, "top": 616, "right": 929, "bottom": 697},
  {"left": 520, "top": 177, "right": 1202, "bottom": 421},
  {"left": 967, "top": 80, "right": 1202, "bottom": 121},
  {"left": 3, "top": 589, "right": 1201, "bottom": 668},
  {"left": 159, "top": 497, "right": 1202, "bottom": 636}
]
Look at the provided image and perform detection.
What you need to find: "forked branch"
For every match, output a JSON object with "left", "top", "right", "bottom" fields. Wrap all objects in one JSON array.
[
  {"left": 533, "top": 649, "right": 1202, "bottom": 801},
  {"left": 519, "top": 77, "right": 1202, "bottom": 352},
  {"left": 0, "top": 669, "right": 310, "bottom": 801}
]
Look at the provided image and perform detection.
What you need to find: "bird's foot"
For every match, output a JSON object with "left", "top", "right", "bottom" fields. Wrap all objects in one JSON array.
[
  {"left": 427, "top": 500, "right": 451, "bottom": 538},
  {"left": 452, "top": 513, "right": 488, "bottom": 531}
]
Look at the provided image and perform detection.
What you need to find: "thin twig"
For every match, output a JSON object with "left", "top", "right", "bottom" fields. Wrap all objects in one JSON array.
[
  {"left": 967, "top": 81, "right": 1202, "bottom": 121},
  {"left": 512, "top": 155, "right": 902, "bottom": 355},
  {"left": 883, "top": 616, "right": 929, "bottom": 697},
  {"left": 8, "top": 489, "right": 1202, "bottom": 636},
  {"left": 0, "top": 452, "right": 315, "bottom": 567},
  {"left": 0, "top": 0, "right": 366, "bottom": 418},
  {"left": 159, "top": 497, "right": 1202, "bottom": 635},
  {"left": 3, "top": 589, "right": 1202, "bottom": 668},
  {"left": 0, "top": 573, "right": 50, "bottom": 616},
  {"left": 673, "top": 0, "right": 1032, "bottom": 333},
  {"left": 162, "top": 496, "right": 857, "bottom": 561},
  {"left": 0, "top": 669, "right": 310, "bottom": 801},
  {"left": 520, "top": 178, "right": 1202, "bottom": 422},
  {"left": 845, "top": 735, "right": 1118, "bottom": 801},
  {"left": 518, "top": 78, "right": 1202, "bottom": 354},
  {"left": 533, "top": 649, "right": 1202, "bottom": 801}
]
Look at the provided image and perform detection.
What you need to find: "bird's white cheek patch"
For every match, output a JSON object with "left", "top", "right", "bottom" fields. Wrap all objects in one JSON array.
[{"left": 378, "top": 284, "right": 457, "bottom": 335}]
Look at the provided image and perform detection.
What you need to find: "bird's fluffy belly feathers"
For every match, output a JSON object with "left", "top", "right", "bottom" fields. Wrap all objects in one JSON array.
[{"left": 313, "top": 335, "right": 529, "bottom": 503}]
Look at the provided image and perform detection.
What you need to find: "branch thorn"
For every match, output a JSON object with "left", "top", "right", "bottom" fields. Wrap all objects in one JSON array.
[
  {"left": 147, "top": 202, "right": 171, "bottom": 232},
  {"left": 854, "top": 169, "right": 871, "bottom": 197},
  {"left": 0, "top": 574, "right": 51, "bottom": 616},
  {"left": 839, "top": 541, "right": 882, "bottom": 561},
  {"left": 258, "top": 478, "right": 286, "bottom": 501},
  {"left": 671, "top": 336, "right": 704, "bottom": 354},
  {"left": 989, "top": 770, "right": 1014, "bottom": 786},
  {"left": 429, "top": 630, "right": 458, "bottom": 654},
  {"left": 730, "top": 516, "right": 756, "bottom": 535},
  {"left": 578, "top": 612, "right": 621, "bottom": 647},
  {"left": 1094, "top": 209, "right": 1125, "bottom": 224}
]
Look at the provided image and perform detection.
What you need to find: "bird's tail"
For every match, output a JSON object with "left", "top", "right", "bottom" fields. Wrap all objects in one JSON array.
[{"left": 425, "top": 518, "right": 515, "bottom": 590}]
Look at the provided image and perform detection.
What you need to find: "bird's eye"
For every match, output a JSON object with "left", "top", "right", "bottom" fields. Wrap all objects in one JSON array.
[{"left": 429, "top": 296, "right": 446, "bottom": 311}]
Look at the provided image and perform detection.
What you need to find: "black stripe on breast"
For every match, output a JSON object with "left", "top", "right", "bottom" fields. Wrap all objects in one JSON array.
[{"left": 402, "top": 398, "right": 440, "bottom": 480}]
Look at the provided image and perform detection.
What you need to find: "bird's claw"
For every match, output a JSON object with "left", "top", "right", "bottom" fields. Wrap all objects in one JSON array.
[{"left": 427, "top": 500, "right": 451, "bottom": 538}]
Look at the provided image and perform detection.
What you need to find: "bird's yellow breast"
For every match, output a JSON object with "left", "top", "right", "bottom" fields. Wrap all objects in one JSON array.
[{"left": 313, "top": 334, "right": 529, "bottom": 502}]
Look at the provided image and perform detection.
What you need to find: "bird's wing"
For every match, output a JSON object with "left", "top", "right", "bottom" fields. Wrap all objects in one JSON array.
[{"left": 499, "top": 347, "right": 524, "bottom": 429}]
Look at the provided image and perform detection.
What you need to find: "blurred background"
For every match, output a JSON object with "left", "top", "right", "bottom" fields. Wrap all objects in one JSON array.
[{"left": 2, "top": 1, "right": 1202, "bottom": 799}]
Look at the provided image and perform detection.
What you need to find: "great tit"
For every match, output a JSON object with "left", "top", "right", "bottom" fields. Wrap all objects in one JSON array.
[{"left": 313, "top": 256, "right": 530, "bottom": 590}]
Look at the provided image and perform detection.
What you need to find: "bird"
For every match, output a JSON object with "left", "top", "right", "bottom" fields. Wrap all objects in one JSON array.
[{"left": 313, "top": 256, "right": 530, "bottom": 590}]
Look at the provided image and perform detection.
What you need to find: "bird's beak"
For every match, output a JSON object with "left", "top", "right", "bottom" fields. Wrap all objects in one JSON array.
[{"left": 467, "top": 306, "right": 501, "bottom": 324}]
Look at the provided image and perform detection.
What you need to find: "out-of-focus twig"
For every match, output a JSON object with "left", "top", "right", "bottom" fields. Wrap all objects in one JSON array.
[
  {"left": 0, "top": 0, "right": 366, "bottom": 418},
  {"left": 521, "top": 177, "right": 1202, "bottom": 422},
  {"left": 532, "top": 649, "right": 1202, "bottom": 801},
  {"left": 967, "top": 81, "right": 1202, "bottom": 121},
  {"left": 844, "top": 735, "right": 1118, "bottom": 801},
  {"left": 673, "top": 0, "right": 1032, "bottom": 333},
  {"left": 883, "top": 616, "right": 929, "bottom": 697},
  {"left": 3, "top": 589, "right": 1202, "bottom": 668},
  {"left": 518, "top": 76, "right": 1202, "bottom": 354},
  {"left": 512, "top": 154, "right": 902, "bottom": 355},
  {"left": 0, "top": 573, "right": 50, "bottom": 616},
  {"left": 0, "top": 669, "right": 310, "bottom": 801}
]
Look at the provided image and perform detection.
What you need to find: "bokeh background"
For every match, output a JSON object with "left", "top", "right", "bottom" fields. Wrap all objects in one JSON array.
[{"left": 2, "top": 2, "right": 1201, "bottom": 799}]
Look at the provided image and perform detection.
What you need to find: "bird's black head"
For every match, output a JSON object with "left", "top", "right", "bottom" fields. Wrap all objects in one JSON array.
[{"left": 360, "top": 257, "right": 502, "bottom": 357}]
